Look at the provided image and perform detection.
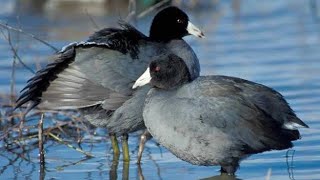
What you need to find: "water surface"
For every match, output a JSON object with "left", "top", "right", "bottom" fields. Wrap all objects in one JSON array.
[{"left": 0, "top": 0, "right": 319, "bottom": 179}]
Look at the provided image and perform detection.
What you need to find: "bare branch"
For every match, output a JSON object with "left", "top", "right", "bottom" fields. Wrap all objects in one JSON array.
[
  {"left": 137, "top": 0, "right": 171, "bottom": 18},
  {"left": 0, "top": 29, "right": 35, "bottom": 74},
  {"left": 48, "top": 132, "right": 94, "bottom": 157},
  {"left": 85, "top": 9, "right": 100, "bottom": 30},
  {"left": 126, "top": 0, "right": 137, "bottom": 23},
  {"left": 38, "top": 114, "right": 45, "bottom": 164},
  {"left": 0, "top": 21, "right": 59, "bottom": 52}
]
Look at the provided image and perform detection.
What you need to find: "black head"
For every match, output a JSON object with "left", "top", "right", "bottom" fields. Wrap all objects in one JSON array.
[
  {"left": 149, "top": 6, "right": 204, "bottom": 41},
  {"left": 149, "top": 54, "right": 191, "bottom": 89}
]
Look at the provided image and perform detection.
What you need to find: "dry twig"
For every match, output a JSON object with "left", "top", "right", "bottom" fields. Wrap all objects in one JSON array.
[
  {"left": 137, "top": 0, "right": 171, "bottom": 18},
  {"left": 38, "top": 114, "right": 45, "bottom": 164},
  {"left": 0, "top": 21, "right": 58, "bottom": 52},
  {"left": 48, "top": 132, "right": 94, "bottom": 157},
  {"left": 0, "top": 28, "right": 35, "bottom": 74}
]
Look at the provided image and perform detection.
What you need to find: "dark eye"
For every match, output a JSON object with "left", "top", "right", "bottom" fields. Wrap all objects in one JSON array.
[{"left": 177, "top": 19, "right": 183, "bottom": 23}]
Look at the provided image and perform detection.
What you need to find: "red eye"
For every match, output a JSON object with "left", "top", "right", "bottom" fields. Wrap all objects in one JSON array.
[{"left": 155, "top": 66, "right": 161, "bottom": 72}]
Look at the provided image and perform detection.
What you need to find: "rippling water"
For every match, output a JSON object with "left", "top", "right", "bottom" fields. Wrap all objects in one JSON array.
[{"left": 0, "top": 0, "right": 319, "bottom": 179}]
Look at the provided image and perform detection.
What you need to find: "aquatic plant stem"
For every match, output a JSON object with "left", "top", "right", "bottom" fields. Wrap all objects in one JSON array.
[
  {"left": 48, "top": 132, "right": 94, "bottom": 157},
  {"left": 38, "top": 114, "right": 45, "bottom": 178}
]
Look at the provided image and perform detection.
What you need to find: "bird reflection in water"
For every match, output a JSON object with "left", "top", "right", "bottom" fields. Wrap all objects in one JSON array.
[{"left": 109, "top": 157, "right": 141, "bottom": 180}]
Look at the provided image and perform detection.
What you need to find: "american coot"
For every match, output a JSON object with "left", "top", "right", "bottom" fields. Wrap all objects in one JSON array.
[
  {"left": 133, "top": 54, "right": 309, "bottom": 175},
  {"left": 15, "top": 7, "right": 204, "bottom": 161}
]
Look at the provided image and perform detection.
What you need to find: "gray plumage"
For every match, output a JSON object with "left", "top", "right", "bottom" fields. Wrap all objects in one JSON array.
[
  {"left": 77, "top": 40, "right": 199, "bottom": 135},
  {"left": 15, "top": 7, "right": 202, "bottom": 137},
  {"left": 136, "top": 55, "right": 308, "bottom": 174}
]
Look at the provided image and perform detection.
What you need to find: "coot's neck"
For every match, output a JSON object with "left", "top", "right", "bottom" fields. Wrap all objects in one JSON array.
[
  {"left": 152, "top": 72, "right": 191, "bottom": 90},
  {"left": 149, "top": 24, "right": 183, "bottom": 42}
]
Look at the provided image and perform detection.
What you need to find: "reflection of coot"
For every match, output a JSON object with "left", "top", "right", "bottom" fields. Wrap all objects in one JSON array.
[{"left": 133, "top": 54, "right": 309, "bottom": 175}]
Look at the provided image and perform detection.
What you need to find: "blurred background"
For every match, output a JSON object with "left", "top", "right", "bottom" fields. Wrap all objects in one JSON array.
[{"left": 0, "top": 0, "right": 319, "bottom": 179}]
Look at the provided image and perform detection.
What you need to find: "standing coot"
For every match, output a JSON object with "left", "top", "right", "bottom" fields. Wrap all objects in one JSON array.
[
  {"left": 15, "top": 6, "right": 204, "bottom": 162},
  {"left": 133, "top": 54, "right": 309, "bottom": 174}
]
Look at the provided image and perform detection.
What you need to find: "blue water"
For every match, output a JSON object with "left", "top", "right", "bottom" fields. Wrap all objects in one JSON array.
[{"left": 0, "top": 0, "right": 319, "bottom": 179}]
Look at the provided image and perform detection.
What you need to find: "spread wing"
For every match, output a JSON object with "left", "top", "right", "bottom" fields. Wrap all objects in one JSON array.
[{"left": 15, "top": 22, "right": 153, "bottom": 114}]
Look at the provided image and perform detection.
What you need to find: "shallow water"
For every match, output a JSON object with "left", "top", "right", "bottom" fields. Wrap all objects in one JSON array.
[{"left": 0, "top": 0, "right": 319, "bottom": 179}]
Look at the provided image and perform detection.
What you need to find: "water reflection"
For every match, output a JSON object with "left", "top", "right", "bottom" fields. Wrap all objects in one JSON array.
[
  {"left": 0, "top": 139, "right": 37, "bottom": 179},
  {"left": 109, "top": 155, "right": 122, "bottom": 180},
  {"left": 285, "top": 150, "right": 296, "bottom": 180},
  {"left": 107, "top": 149, "right": 161, "bottom": 180},
  {"left": 94, "top": 157, "right": 152, "bottom": 180},
  {"left": 200, "top": 174, "right": 241, "bottom": 180}
]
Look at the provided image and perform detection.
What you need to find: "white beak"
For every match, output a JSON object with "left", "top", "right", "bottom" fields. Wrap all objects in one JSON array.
[
  {"left": 132, "top": 67, "right": 151, "bottom": 89},
  {"left": 187, "top": 21, "right": 205, "bottom": 38}
]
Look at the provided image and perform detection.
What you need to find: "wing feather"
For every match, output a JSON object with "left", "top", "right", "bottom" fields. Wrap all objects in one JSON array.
[{"left": 15, "top": 22, "right": 150, "bottom": 113}]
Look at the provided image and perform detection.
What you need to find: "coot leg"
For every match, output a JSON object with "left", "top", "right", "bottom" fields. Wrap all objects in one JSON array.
[
  {"left": 137, "top": 130, "right": 152, "bottom": 164},
  {"left": 122, "top": 133, "right": 130, "bottom": 162},
  {"left": 110, "top": 133, "right": 120, "bottom": 157}
]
